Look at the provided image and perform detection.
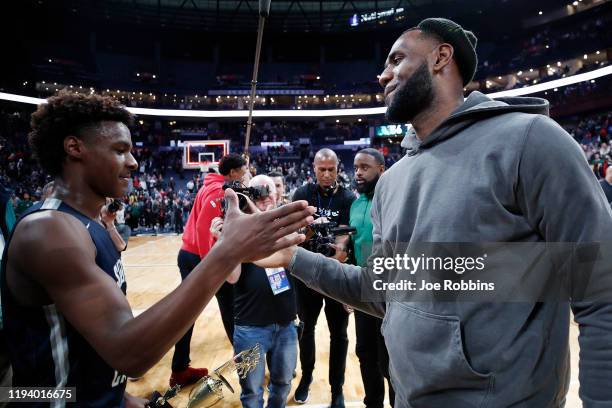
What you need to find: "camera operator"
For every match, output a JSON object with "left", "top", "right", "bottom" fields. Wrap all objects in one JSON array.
[
  {"left": 212, "top": 175, "right": 299, "bottom": 408},
  {"left": 170, "top": 153, "right": 248, "bottom": 388},
  {"left": 290, "top": 148, "right": 355, "bottom": 408}
]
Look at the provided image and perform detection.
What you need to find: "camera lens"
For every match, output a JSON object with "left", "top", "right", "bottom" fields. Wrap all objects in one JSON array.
[
  {"left": 238, "top": 194, "right": 248, "bottom": 211},
  {"left": 108, "top": 199, "right": 122, "bottom": 213}
]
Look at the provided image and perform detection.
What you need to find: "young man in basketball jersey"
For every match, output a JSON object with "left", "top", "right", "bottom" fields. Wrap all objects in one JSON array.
[{"left": 0, "top": 91, "right": 314, "bottom": 407}]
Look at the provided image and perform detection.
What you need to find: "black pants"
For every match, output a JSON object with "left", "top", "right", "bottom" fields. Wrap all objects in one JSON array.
[
  {"left": 215, "top": 281, "right": 235, "bottom": 344},
  {"left": 172, "top": 250, "right": 235, "bottom": 372},
  {"left": 355, "top": 311, "right": 395, "bottom": 408},
  {"left": 295, "top": 279, "right": 348, "bottom": 393},
  {"left": 171, "top": 249, "right": 201, "bottom": 372}
]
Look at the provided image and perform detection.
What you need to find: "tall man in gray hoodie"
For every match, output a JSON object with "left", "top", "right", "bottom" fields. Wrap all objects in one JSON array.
[{"left": 259, "top": 17, "right": 612, "bottom": 408}]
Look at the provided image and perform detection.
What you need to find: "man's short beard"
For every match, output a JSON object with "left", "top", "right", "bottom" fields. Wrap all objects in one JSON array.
[
  {"left": 385, "top": 61, "right": 435, "bottom": 124},
  {"left": 356, "top": 174, "right": 380, "bottom": 194}
]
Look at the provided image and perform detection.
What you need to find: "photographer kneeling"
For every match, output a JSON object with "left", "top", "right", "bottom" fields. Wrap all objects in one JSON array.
[{"left": 212, "top": 175, "right": 298, "bottom": 408}]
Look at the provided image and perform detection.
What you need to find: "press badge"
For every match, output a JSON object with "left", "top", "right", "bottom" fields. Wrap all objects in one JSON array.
[{"left": 266, "top": 267, "right": 291, "bottom": 295}]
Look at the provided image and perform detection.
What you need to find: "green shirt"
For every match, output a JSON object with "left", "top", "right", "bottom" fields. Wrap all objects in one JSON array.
[
  {"left": 14, "top": 199, "right": 33, "bottom": 218},
  {"left": 349, "top": 192, "right": 374, "bottom": 266}
]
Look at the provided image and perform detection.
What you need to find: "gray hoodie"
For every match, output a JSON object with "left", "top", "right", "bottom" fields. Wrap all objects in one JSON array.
[{"left": 289, "top": 92, "right": 612, "bottom": 407}]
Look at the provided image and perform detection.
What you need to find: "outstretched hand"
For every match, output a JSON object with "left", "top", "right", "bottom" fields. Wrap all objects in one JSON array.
[{"left": 218, "top": 188, "right": 315, "bottom": 263}]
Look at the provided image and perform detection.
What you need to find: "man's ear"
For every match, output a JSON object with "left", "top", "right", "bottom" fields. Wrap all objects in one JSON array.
[
  {"left": 64, "top": 135, "right": 86, "bottom": 160},
  {"left": 433, "top": 43, "right": 454, "bottom": 73}
]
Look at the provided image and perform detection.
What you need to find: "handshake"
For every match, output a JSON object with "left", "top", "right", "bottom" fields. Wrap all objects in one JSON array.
[
  {"left": 210, "top": 190, "right": 355, "bottom": 268},
  {"left": 211, "top": 188, "right": 315, "bottom": 266}
]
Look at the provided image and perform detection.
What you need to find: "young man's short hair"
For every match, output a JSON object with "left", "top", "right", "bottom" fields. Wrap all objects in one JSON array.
[
  {"left": 218, "top": 153, "right": 247, "bottom": 176},
  {"left": 29, "top": 90, "right": 133, "bottom": 176}
]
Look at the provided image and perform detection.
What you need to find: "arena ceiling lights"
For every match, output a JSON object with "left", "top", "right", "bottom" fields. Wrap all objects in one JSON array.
[
  {"left": 487, "top": 65, "right": 612, "bottom": 98},
  {"left": 1, "top": 65, "right": 611, "bottom": 118}
]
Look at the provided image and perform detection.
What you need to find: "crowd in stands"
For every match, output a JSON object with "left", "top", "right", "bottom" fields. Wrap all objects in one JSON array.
[
  {"left": 27, "top": 51, "right": 607, "bottom": 113},
  {"left": 537, "top": 72, "right": 611, "bottom": 113},
  {"left": 18, "top": 4, "right": 608, "bottom": 112},
  {"left": 568, "top": 112, "right": 612, "bottom": 179},
  {"left": 2, "top": 105, "right": 612, "bottom": 234}
]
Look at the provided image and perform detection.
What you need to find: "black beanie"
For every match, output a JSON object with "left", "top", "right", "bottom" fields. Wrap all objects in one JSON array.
[{"left": 417, "top": 17, "right": 478, "bottom": 86}]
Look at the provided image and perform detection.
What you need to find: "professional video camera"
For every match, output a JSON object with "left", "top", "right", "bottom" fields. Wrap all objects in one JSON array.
[
  {"left": 303, "top": 221, "right": 356, "bottom": 257},
  {"left": 221, "top": 181, "right": 270, "bottom": 213}
]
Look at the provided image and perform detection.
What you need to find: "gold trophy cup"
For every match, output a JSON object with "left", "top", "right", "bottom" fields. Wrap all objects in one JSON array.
[{"left": 186, "top": 343, "right": 261, "bottom": 408}]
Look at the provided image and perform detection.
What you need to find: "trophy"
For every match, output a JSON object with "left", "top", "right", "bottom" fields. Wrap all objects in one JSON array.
[
  {"left": 147, "top": 385, "right": 181, "bottom": 408},
  {"left": 147, "top": 343, "right": 261, "bottom": 408}
]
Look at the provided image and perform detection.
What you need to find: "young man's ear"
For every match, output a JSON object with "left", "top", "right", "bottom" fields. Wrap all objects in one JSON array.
[{"left": 64, "top": 135, "right": 86, "bottom": 160}]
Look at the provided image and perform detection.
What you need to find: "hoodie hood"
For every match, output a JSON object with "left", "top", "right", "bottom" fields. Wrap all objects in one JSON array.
[
  {"left": 198, "top": 172, "right": 226, "bottom": 202},
  {"left": 401, "top": 91, "right": 549, "bottom": 154}
]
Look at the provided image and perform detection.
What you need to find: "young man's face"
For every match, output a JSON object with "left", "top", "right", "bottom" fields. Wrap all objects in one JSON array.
[{"left": 81, "top": 121, "right": 138, "bottom": 198}]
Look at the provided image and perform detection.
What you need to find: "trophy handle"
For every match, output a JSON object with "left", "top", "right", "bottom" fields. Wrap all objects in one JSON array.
[
  {"left": 215, "top": 372, "right": 235, "bottom": 394},
  {"left": 203, "top": 398, "right": 223, "bottom": 408}
]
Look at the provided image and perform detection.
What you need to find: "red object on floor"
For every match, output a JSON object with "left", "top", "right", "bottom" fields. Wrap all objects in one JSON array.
[{"left": 169, "top": 366, "right": 209, "bottom": 388}]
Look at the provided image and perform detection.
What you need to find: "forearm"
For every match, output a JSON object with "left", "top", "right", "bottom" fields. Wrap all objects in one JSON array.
[
  {"left": 290, "top": 247, "right": 384, "bottom": 317},
  {"left": 226, "top": 264, "right": 242, "bottom": 284},
  {"left": 255, "top": 251, "right": 290, "bottom": 268},
  {"left": 110, "top": 243, "right": 239, "bottom": 376},
  {"left": 106, "top": 224, "right": 127, "bottom": 252}
]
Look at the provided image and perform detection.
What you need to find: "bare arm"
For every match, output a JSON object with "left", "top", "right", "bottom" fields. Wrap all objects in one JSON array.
[
  {"left": 105, "top": 222, "right": 127, "bottom": 252},
  {"left": 8, "top": 190, "right": 315, "bottom": 377},
  {"left": 226, "top": 265, "right": 242, "bottom": 284},
  {"left": 100, "top": 204, "right": 126, "bottom": 252},
  {"left": 209, "top": 216, "right": 242, "bottom": 284}
]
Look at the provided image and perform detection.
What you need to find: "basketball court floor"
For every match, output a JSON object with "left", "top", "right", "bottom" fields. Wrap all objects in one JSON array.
[{"left": 124, "top": 236, "right": 582, "bottom": 408}]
